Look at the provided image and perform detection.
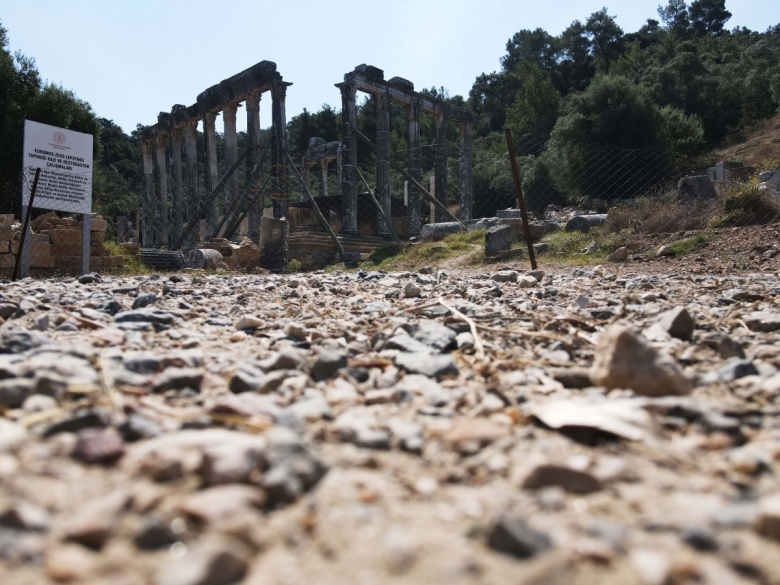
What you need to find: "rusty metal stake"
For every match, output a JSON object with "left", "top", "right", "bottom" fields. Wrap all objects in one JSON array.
[
  {"left": 504, "top": 128, "right": 537, "bottom": 270},
  {"left": 14, "top": 167, "right": 41, "bottom": 281}
]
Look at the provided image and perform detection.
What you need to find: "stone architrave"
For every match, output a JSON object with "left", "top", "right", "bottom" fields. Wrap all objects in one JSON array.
[
  {"left": 485, "top": 224, "right": 513, "bottom": 257},
  {"left": 677, "top": 175, "right": 716, "bottom": 200}
]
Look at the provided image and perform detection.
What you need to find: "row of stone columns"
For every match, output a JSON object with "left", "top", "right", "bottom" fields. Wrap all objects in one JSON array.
[
  {"left": 141, "top": 82, "right": 289, "bottom": 249},
  {"left": 338, "top": 82, "right": 474, "bottom": 239}
]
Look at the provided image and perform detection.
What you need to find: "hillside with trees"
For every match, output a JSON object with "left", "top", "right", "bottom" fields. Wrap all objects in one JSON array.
[{"left": 1, "top": 0, "right": 779, "bottom": 229}]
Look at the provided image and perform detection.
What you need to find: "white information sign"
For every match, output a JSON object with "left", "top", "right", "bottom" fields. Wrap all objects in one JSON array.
[{"left": 22, "top": 120, "right": 93, "bottom": 215}]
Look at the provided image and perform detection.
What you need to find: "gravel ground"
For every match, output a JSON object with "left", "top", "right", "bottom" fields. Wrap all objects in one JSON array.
[{"left": 0, "top": 226, "right": 779, "bottom": 585}]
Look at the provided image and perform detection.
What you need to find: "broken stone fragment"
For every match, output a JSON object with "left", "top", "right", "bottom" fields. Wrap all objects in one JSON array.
[
  {"left": 590, "top": 324, "right": 692, "bottom": 396},
  {"left": 657, "top": 306, "right": 695, "bottom": 341},
  {"left": 607, "top": 247, "right": 629, "bottom": 262},
  {"left": 487, "top": 511, "right": 552, "bottom": 558},
  {"left": 522, "top": 463, "right": 603, "bottom": 494}
]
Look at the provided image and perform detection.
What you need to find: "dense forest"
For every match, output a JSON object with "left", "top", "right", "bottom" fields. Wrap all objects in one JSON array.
[{"left": 1, "top": 0, "right": 779, "bottom": 223}]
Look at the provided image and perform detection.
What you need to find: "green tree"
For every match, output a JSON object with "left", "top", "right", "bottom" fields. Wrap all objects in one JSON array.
[
  {"left": 545, "top": 75, "right": 703, "bottom": 201},
  {"left": 584, "top": 8, "right": 625, "bottom": 71},
  {"left": 505, "top": 63, "right": 561, "bottom": 148},
  {"left": 657, "top": 0, "right": 691, "bottom": 38},
  {"left": 689, "top": 0, "right": 732, "bottom": 36}
]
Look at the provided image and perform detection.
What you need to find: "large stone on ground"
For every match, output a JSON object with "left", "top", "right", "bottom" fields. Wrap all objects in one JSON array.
[
  {"left": 565, "top": 214, "right": 607, "bottom": 233},
  {"left": 420, "top": 222, "right": 462, "bottom": 241},
  {"left": 259, "top": 216, "right": 288, "bottom": 272},
  {"left": 485, "top": 224, "right": 513, "bottom": 257},
  {"left": 590, "top": 324, "right": 692, "bottom": 396},
  {"left": 183, "top": 248, "right": 226, "bottom": 270},
  {"left": 678, "top": 175, "right": 716, "bottom": 199}
]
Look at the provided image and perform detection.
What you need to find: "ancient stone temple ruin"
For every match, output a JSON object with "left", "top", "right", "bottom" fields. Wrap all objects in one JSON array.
[
  {"left": 337, "top": 64, "right": 474, "bottom": 238},
  {"left": 139, "top": 61, "right": 290, "bottom": 249}
]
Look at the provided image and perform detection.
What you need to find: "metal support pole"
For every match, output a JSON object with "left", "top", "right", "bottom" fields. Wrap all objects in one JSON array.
[
  {"left": 504, "top": 128, "right": 538, "bottom": 270},
  {"left": 14, "top": 168, "right": 40, "bottom": 281}
]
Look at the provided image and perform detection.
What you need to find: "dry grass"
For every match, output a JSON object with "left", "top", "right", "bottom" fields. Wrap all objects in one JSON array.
[{"left": 602, "top": 196, "right": 720, "bottom": 234}]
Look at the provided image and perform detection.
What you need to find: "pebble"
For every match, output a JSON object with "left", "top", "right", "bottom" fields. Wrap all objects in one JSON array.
[
  {"left": 0, "top": 263, "right": 778, "bottom": 583},
  {"left": 522, "top": 463, "right": 603, "bottom": 494},
  {"left": 590, "top": 324, "right": 692, "bottom": 396},
  {"left": 154, "top": 535, "right": 252, "bottom": 585},
  {"left": 487, "top": 510, "right": 552, "bottom": 558}
]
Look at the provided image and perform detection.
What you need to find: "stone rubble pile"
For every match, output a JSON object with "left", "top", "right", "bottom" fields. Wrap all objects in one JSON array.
[
  {"left": 0, "top": 211, "right": 125, "bottom": 276},
  {"left": 0, "top": 264, "right": 778, "bottom": 584}
]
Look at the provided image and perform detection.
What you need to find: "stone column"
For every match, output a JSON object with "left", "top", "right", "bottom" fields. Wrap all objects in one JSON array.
[
  {"left": 406, "top": 100, "right": 422, "bottom": 237},
  {"left": 321, "top": 161, "right": 328, "bottom": 197},
  {"left": 141, "top": 141, "right": 155, "bottom": 246},
  {"left": 246, "top": 90, "right": 262, "bottom": 242},
  {"left": 223, "top": 102, "right": 239, "bottom": 236},
  {"left": 184, "top": 119, "right": 199, "bottom": 247},
  {"left": 155, "top": 134, "right": 169, "bottom": 246},
  {"left": 171, "top": 127, "right": 184, "bottom": 242},
  {"left": 203, "top": 112, "right": 219, "bottom": 237},
  {"left": 376, "top": 91, "right": 392, "bottom": 238},
  {"left": 271, "top": 81, "right": 290, "bottom": 220},
  {"left": 434, "top": 110, "right": 449, "bottom": 223},
  {"left": 339, "top": 79, "right": 359, "bottom": 235},
  {"left": 459, "top": 122, "right": 474, "bottom": 222}
]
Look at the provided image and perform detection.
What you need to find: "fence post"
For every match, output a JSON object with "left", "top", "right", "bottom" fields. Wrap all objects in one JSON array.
[{"left": 504, "top": 128, "right": 538, "bottom": 270}]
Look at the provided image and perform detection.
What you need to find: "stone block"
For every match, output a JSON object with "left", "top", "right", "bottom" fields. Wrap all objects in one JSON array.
[
  {"left": 0, "top": 226, "right": 13, "bottom": 241},
  {"left": 29, "top": 244, "right": 52, "bottom": 258},
  {"left": 0, "top": 241, "right": 8, "bottom": 254},
  {"left": 90, "top": 231, "right": 106, "bottom": 244},
  {"left": 355, "top": 64, "right": 384, "bottom": 80},
  {"left": 183, "top": 248, "right": 226, "bottom": 270},
  {"left": 89, "top": 256, "right": 103, "bottom": 270},
  {"left": 44, "top": 229, "right": 82, "bottom": 246},
  {"left": 83, "top": 217, "right": 108, "bottom": 232},
  {"left": 54, "top": 255, "right": 82, "bottom": 270},
  {"left": 52, "top": 244, "right": 82, "bottom": 257},
  {"left": 10, "top": 241, "right": 19, "bottom": 255},
  {"left": 0, "top": 214, "right": 14, "bottom": 226},
  {"left": 388, "top": 76, "right": 414, "bottom": 91},
  {"left": 496, "top": 209, "right": 523, "bottom": 219},
  {"left": 259, "top": 216, "right": 288, "bottom": 272},
  {"left": 121, "top": 243, "right": 140, "bottom": 256},
  {"left": 31, "top": 211, "right": 59, "bottom": 231},
  {"left": 678, "top": 175, "right": 716, "bottom": 199},
  {"left": 91, "top": 243, "right": 106, "bottom": 257},
  {"left": 31, "top": 233, "right": 50, "bottom": 245},
  {"left": 53, "top": 218, "right": 79, "bottom": 228},
  {"left": 565, "top": 214, "right": 608, "bottom": 233},
  {"left": 0, "top": 254, "right": 15, "bottom": 269},
  {"left": 485, "top": 225, "right": 513, "bottom": 257},
  {"left": 420, "top": 222, "right": 463, "bottom": 241},
  {"left": 30, "top": 254, "right": 55, "bottom": 269},
  {"left": 103, "top": 256, "right": 125, "bottom": 269}
]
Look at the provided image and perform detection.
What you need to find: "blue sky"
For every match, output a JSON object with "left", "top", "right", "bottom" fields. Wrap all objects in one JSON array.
[{"left": 3, "top": 0, "right": 778, "bottom": 134}]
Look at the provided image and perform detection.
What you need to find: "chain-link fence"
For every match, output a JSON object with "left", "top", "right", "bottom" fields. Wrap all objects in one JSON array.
[{"left": 5, "top": 125, "right": 779, "bottom": 279}]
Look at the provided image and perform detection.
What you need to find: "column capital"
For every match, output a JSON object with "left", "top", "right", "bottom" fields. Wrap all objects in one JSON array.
[
  {"left": 204, "top": 111, "right": 217, "bottom": 126},
  {"left": 155, "top": 134, "right": 167, "bottom": 149},
  {"left": 223, "top": 102, "right": 238, "bottom": 124}
]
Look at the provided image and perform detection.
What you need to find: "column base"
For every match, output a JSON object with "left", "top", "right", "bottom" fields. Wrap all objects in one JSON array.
[{"left": 340, "top": 228, "right": 360, "bottom": 237}]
